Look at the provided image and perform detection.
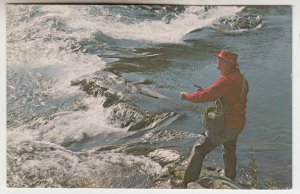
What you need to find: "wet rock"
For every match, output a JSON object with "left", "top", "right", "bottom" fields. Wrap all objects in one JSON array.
[
  {"left": 146, "top": 155, "right": 248, "bottom": 189},
  {"left": 71, "top": 79, "right": 87, "bottom": 86},
  {"left": 70, "top": 73, "right": 135, "bottom": 99},
  {"left": 102, "top": 91, "right": 120, "bottom": 107},
  {"left": 148, "top": 149, "right": 182, "bottom": 165},
  {"left": 144, "top": 129, "right": 200, "bottom": 144},
  {"left": 71, "top": 78, "right": 108, "bottom": 97},
  {"left": 107, "top": 102, "right": 150, "bottom": 130},
  {"left": 70, "top": 74, "right": 176, "bottom": 132},
  {"left": 86, "top": 145, "right": 121, "bottom": 153},
  {"left": 214, "top": 14, "right": 263, "bottom": 32},
  {"left": 107, "top": 101, "right": 177, "bottom": 131},
  {"left": 165, "top": 5, "right": 185, "bottom": 13},
  {"left": 65, "top": 38, "right": 82, "bottom": 52},
  {"left": 187, "top": 182, "right": 206, "bottom": 189},
  {"left": 153, "top": 159, "right": 187, "bottom": 181},
  {"left": 152, "top": 180, "right": 172, "bottom": 189},
  {"left": 7, "top": 138, "right": 163, "bottom": 188},
  {"left": 128, "top": 120, "right": 147, "bottom": 131},
  {"left": 146, "top": 112, "right": 175, "bottom": 129},
  {"left": 197, "top": 176, "right": 246, "bottom": 189},
  {"left": 149, "top": 174, "right": 247, "bottom": 189},
  {"left": 81, "top": 80, "right": 97, "bottom": 95},
  {"left": 120, "top": 145, "right": 155, "bottom": 156},
  {"left": 7, "top": 140, "right": 81, "bottom": 187},
  {"left": 140, "top": 5, "right": 185, "bottom": 13}
]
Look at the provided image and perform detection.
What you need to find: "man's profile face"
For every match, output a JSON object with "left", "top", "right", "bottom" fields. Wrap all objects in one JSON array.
[{"left": 217, "top": 59, "right": 227, "bottom": 75}]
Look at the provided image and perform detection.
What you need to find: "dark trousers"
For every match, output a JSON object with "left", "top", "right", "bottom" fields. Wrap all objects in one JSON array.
[{"left": 182, "top": 133, "right": 238, "bottom": 186}]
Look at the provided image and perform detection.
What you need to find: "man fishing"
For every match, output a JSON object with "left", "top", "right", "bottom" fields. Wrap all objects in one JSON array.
[{"left": 178, "top": 50, "right": 249, "bottom": 188}]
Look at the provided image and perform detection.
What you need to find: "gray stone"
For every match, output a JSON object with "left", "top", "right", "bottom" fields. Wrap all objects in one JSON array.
[
  {"left": 187, "top": 182, "right": 206, "bottom": 189},
  {"left": 148, "top": 149, "right": 181, "bottom": 164},
  {"left": 102, "top": 91, "right": 120, "bottom": 107},
  {"left": 152, "top": 181, "right": 172, "bottom": 189},
  {"left": 197, "top": 176, "right": 247, "bottom": 189},
  {"left": 213, "top": 14, "right": 263, "bottom": 31}
]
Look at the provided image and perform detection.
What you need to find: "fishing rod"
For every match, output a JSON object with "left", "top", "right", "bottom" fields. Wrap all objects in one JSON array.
[{"left": 192, "top": 82, "right": 204, "bottom": 91}]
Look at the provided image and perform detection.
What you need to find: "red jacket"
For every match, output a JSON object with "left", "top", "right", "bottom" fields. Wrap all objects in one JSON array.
[{"left": 185, "top": 70, "right": 248, "bottom": 129}]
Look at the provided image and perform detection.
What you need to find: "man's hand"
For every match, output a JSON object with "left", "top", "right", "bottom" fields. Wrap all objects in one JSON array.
[{"left": 180, "top": 91, "right": 188, "bottom": 100}]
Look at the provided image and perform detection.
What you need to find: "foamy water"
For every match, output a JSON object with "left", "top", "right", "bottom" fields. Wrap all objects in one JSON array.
[
  {"left": 6, "top": 4, "right": 244, "bottom": 139},
  {"left": 6, "top": 4, "right": 291, "bottom": 188},
  {"left": 35, "top": 5, "right": 245, "bottom": 43}
]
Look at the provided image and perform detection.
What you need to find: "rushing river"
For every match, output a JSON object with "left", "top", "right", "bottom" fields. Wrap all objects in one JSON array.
[{"left": 6, "top": 5, "right": 292, "bottom": 188}]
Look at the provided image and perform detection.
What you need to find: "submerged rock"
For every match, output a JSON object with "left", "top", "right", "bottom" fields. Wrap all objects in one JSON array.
[
  {"left": 70, "top": 73, "right": 176, "bottom": 132},
  {"left": 213, "top": 14, "right": 263, "bottom": 32},
  {"left": 102, "top": 91, "right": 120, "bottom": 107},
  {"left": 139, "top": 5, "right": 185, "bottom": 13},
  {"left": 71, "top": 78, "right": 108, "bottom": 97}
]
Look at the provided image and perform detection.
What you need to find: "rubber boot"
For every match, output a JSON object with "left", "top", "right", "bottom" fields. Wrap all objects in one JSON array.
[{"left": 182, "top": 136, "right": 217, "bottom": 186}]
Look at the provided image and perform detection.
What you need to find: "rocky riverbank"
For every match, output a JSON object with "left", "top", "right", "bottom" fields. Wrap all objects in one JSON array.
[
  {"left": 6, "top": 136, "right": 251, "bottom": 189},
  {"left": 67, "top": 70, "right": 282, "bottom": 189},
  {"left": 7, "top": 65, "right": 283, "bottom": 189}
]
